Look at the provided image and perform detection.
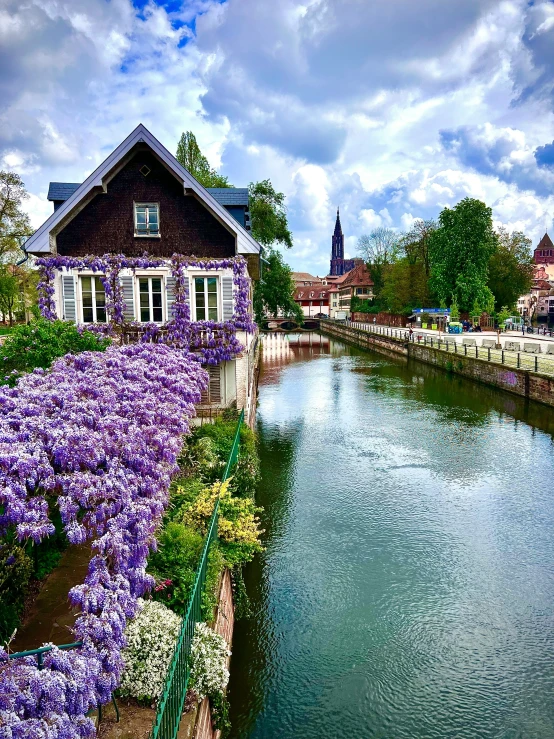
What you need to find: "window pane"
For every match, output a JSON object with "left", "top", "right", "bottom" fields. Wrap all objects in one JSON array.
[
  {"left": 81, "top": 276, "right": 92, "bottom": 291},
  {"left": 196, "top": 307, "right": 205, "bottom": 320},
  {"left": 139, "top": 279, "right": 149, "bottom": 293},
  {"left": 152, "top": 293, "right": 162, "bottom": 308},
  {"left": 196, "top": 294, "right": 205, "bottom": 307},
  {"left": 96, "top": 308, "right": 107, "bottom": 323},
  {"left": 83, "top": 308, "right": 94, "bottom": 323},
  {"left": 208, "top": 293, "right": 217, "bottom": 308},
  {"left": 95, "top": 293, "right": 106, "bottom": 308},
  {"left": 208, "top": 307, "right": 218, "bottom": 321},
  {"left": 140, "top": 308, "right": 150, "bottom": 322},
  {"left": 153, "top": 307, "right": 163, "bottom": 322},
  {"left": 140, "top": 293, "right": 149, "bottom": 308},
  {"left": 207, "top": 277, "right": 217, "bottom": 292},
  {"left": 151, "top": 278, "right": 161, "bottom": 292},
  {"left": 195, "top": 278, "right": 204, "bottom": 294},
  {"left": 82, "top": 294, "right": 93, "bottom": 308},
  {"left": 148, "top": 207, "right": 158, "bottom": 223},
  {"left": 136, "top": 207, "right": 147, "bottom": 222}
]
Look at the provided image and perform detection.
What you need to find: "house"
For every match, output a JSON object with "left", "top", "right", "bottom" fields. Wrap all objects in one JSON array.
[
  {"left": 533, "top": 233, "right": 554, "bottom": 280},
  {"left": 291, "top": 272, "right": 330, "bottom": 317},
  {"left": 337, "top": 263, "right": 374, "bottom": 316},
  {"left": 23, "top": 124, "right": 260, "bottom": 424}
]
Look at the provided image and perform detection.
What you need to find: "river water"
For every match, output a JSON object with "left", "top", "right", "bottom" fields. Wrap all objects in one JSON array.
[{"left": 228, "top": 333, "right": 554, "bottom": 739}]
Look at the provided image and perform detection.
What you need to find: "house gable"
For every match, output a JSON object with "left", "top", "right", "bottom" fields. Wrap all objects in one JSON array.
[
  {"left": 23, "top": 123, "right": 260, "bottom": 258},
  {"left": 56, "top": 148, "right": 235, "bottom": 259}
]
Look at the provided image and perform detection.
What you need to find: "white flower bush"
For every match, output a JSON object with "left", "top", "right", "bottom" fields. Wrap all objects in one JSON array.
[
  {"left": 119, "top": 599, "right": 182, "bottom": 702},
  {"left": 189, "top": 623, "right": 231, "bottom": 699}
]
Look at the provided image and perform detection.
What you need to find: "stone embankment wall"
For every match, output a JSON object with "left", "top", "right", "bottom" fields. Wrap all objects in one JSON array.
[
  {"left": 321, "top": 322, "right": 554, "bottom": 408},
  {"left": 191, "top": 569, "right": 234, "bottom": 739}
]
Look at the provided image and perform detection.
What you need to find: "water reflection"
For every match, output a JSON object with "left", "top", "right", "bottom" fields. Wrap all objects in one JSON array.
[{"left": 228, "top": 333, "right": 554, "bottom": 739}]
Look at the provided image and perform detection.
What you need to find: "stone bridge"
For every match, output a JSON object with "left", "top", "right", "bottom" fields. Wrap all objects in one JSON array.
[{"left": 262, "top": 317, "right": 321, "bottom": 331}]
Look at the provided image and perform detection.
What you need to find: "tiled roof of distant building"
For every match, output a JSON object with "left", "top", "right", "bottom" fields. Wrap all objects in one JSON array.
[
  {"left": 339, "top": 262, "right": 374, "bottom": 288},
  {"left": 292, "top": 272, "right": 322, "bottom": 284}
]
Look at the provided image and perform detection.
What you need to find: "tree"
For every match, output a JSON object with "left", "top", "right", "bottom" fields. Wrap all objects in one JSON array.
[
  {"left": 488, "top": 228, "right": 534, "bottom": 312},
  {"left": 175, "top": 132, "right": 232, "bottom": 188},
  {"left": 253, "top": 249, "right": 303, "bottom": 324},
  {"left": 0, "top": 267, "right": 19, "bottom": 324},
  {"left": 0, "top": 263, "right": 38, "bottom": 324},
  {"left": 357, "top": 228, "right": 399, "bottom": 300},
  {"left": 399, "top": 219, "right": 436, "bottom": 277},
  {"left": 381, "top": 258, "right": 430, "bottom": 314},
  {"left": 248, "top": 180, "right": 293, "bottom": 249},
  {"left": 0, "top": 171, "right": 32, "bottom": 261},
  {"left": 428, "top": 198, "right": 497, "bottom": 312}
]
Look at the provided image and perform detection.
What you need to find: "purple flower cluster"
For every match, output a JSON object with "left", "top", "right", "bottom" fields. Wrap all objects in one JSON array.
[
  {"left": 0, "top": 344, "right": 208, "bottom": 737},
  {"left": 36, "top": 254, "right": 256, "bottom": 368}
]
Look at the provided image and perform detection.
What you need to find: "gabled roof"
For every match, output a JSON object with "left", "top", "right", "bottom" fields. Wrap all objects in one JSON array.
[
  {"left": 47, "top": 182, "right": 80, "bottom": 201},
  {"left": 291, "top": 272, "right": 322, "bottom": 284},
  {"left": 339, "top": 262, "right": 374, "bottom": 288},
  {"left": 24, "top": 124, "right": 260, "bottom": 256},
  {"left": 46, "top": 182, "right": 250, "bottom": 208}
]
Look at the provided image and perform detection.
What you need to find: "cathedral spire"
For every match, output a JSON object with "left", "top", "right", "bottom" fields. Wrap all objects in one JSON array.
[{"left": 334, "top": 207, "right": 342, "bottom": 235}]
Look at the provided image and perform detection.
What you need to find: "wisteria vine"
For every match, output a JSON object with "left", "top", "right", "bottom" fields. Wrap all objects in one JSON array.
[
  {"left": 0, "top": 344, "right": 208, "bottom": 738},
  {"left": 36, "top": 254, "right": 255, "bottom": 366}
]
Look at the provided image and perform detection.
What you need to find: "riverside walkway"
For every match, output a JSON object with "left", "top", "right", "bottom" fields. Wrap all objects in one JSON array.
[{"left": 349, "top": 320, "right": 554, "bottom": 377}]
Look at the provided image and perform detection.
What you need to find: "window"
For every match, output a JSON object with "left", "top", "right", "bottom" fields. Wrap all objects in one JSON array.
[
  {"left": 194, "top": 277, "right": 218, "bottom": 321},
  {"left": 134, "top": 203, "right": 159, "bottom": 236},
  {"left": 139, "top": 277, "right": 163, "bottom": 322},
  {"left": 81, "top": 276, "right": 107, "bottom": 323}
]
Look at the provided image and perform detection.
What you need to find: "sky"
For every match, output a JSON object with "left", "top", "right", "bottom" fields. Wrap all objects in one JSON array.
[{"left": 1, "top": 0, "right": 554, "bottom": 276}]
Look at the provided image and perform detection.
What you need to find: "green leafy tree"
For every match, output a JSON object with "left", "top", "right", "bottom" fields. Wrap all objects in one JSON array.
[
  {"left": 357, "top": 228, "right": 399, "bottom": 300},
  {"left": 0, "top": 267, "right": 19, "bottom": 324},
  {"left": 428, "top": 198, "right": 497, "bottom": 312},
  {"left": 450, "top": 297, "right": 460, "bottom": 321},
  {"left": 381, "top": 258, "right": 430, "bottom": 314},
  {"left": 176, "top": 132, "right": 232, "bottom": 188},
  {"left": 487, "top": 227, "right": 534, "bottom": 312},
  {"left": 0, "top": 171, "right": 33, "bottom": 261},
  {"left": 253, "top": 248, "right": 302, "bottom": 324},
  {"left": 400, "top": 219, "right": 436, "bottom": 278},
  {"left": 248, "top": 180, "right": 293, "bottom": 249}
]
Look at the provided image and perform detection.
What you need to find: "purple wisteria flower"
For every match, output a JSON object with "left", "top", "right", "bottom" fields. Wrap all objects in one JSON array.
[{"left": 0, "top": 344, "right": 208, "bottom": 736}]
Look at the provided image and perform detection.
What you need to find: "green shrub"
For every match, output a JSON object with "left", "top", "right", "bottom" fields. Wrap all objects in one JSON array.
[
  {"left": 0, "top": 543, "right": 33, "bottom": 644},
  {"left": 0, "top": 319, "right": 110, "bottom": 384},
  {"left": 148, "top": 522, "right": 204, "bottom": 615}
]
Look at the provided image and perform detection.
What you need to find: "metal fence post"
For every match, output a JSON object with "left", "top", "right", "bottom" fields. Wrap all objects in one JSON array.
[
  {"left": 535, "top": 355, "right": 538, "bottom": 373},
  {"left": 488, "top": 347, "right": 491, "bottom": 361},
  {"left": 502, "top": 349, "right": 504, "bottom": 364},
  {"left": 517, "top": 353, "right": 520, "bottom": 368}
]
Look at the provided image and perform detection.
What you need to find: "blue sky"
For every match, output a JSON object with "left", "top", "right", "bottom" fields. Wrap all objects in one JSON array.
[{"left": 1, "top": 0, "right": 554, "bottom": 275}]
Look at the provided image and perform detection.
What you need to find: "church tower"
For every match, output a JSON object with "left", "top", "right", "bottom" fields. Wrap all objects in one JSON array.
[{"left": 330, "top": 208, "right": 345, "bottom": 276}]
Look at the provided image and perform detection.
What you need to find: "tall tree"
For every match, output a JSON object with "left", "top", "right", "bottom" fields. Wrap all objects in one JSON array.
[
  {"left": 0, "top": 171, "right": 32, "bottom": 261},
  {"left": 252, "top": 248, "right": 303, "bottom": 324},
  {"left": 400, "top": 219, "right": 436, "bottom": 277},
  {"left": 249, "top": 180, "right": 293, "bottom": 249},
  {"left": 488, "top": 228, "right": 534, "bottom": 311},
  {"left": 175, "top": 132, "right": 232, "bottom": 188},
  {"left": 357, "top": 227, "right": 399, "bottom": 300},
  {"left": 381, "top": 259, "right": 430, "bottom": 314},
  {"left": 428, "top": 198, "right": 496, "bottom": 313}
]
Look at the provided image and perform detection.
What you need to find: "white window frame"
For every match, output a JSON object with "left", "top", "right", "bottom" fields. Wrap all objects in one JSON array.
[
  {"left": 137, "top": 275, "right": 165, "bottom": 323},
  {"left": 80, "top": 274, "right": 108, "bottom": 324},
  {"left": 192, "top": 274, "right": 220, "bottom": 322},
  {"left": 134, "top": 202, "right": 160, "bottom": 237}
]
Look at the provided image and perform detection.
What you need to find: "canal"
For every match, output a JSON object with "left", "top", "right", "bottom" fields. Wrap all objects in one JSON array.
[{"left": 228, "top": 333, "right": 554, "bottom": 739}]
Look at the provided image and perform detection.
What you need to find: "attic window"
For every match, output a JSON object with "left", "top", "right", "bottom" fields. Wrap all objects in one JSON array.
[
  {"left": 134, "top": 203, "right": 160, "bottom": 237},
  {"left": 140, "top": 165, "right": 151, "bottom": 177}
]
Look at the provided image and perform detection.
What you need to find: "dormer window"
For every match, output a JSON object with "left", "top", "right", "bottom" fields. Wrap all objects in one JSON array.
[{"left": 134, "top": 203, "right": 160, "bottom": 237}]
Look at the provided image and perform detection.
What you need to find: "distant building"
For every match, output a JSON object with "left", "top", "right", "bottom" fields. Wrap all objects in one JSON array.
[
  {"left": 337, "top": 263, "right": 374, "bottom": 316},
  {"left": 329, "top": 208, "right": 361, "bottom": 276},
  {"left": 291, "top": 272, "right": 330, "bottom": 317},
  {"left": 533, "top": 232, "right": 554, "bottom": 280}
]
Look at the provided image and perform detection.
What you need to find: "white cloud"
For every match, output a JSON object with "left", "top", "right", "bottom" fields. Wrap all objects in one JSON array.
[{"left": 1, "top": 0, "right": 553, "bottom": 276}]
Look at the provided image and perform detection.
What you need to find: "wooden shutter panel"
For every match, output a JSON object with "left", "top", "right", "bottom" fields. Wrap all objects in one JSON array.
[
  {"left": 120, "top": 276, "right": 135, "bottom": 321},
  {"left": 62, "top": 275, "right": 76, "bottom": 322},
  {"left": 166, "top": 276, "right": 176, "bottom": 319},
  {"left": 200, "top": 365, "right": 221, "bottom": 404},
  {"left": 221, "top": 275, "right": 234, "bottom": 322}
]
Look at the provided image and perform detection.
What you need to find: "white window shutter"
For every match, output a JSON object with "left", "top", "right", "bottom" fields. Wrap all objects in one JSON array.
[
  {"left": 120, "top": 276, "right": 135, "bottom": 321},
  {"left": 184, "top": 275, "right": 191, "bottom": 317},
  {"left": 62, "top": 275, "right": 76, "bottom": 322},
  {"left": 200, "top": 365, "right": 222, "bottom": 404},
  {"left": 166, "top": 276, "right": 176, "bottom": 319},
  {"left": 221, "top": 275, "right": 234, "bottom": 322}
]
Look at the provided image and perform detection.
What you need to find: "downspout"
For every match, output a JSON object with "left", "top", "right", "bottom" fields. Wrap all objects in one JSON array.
[{"left": 16, "top": 238, "right": 29, "bottom": 266}]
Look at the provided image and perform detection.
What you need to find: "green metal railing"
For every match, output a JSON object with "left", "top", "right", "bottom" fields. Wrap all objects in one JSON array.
[{"left": 150, "top": 409, "right": 244, "bottom": 739}]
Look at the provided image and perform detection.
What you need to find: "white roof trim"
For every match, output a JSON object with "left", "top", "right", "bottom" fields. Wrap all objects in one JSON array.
[{"left": 24, "top": 124, "right": 260, "bottom": 256}]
